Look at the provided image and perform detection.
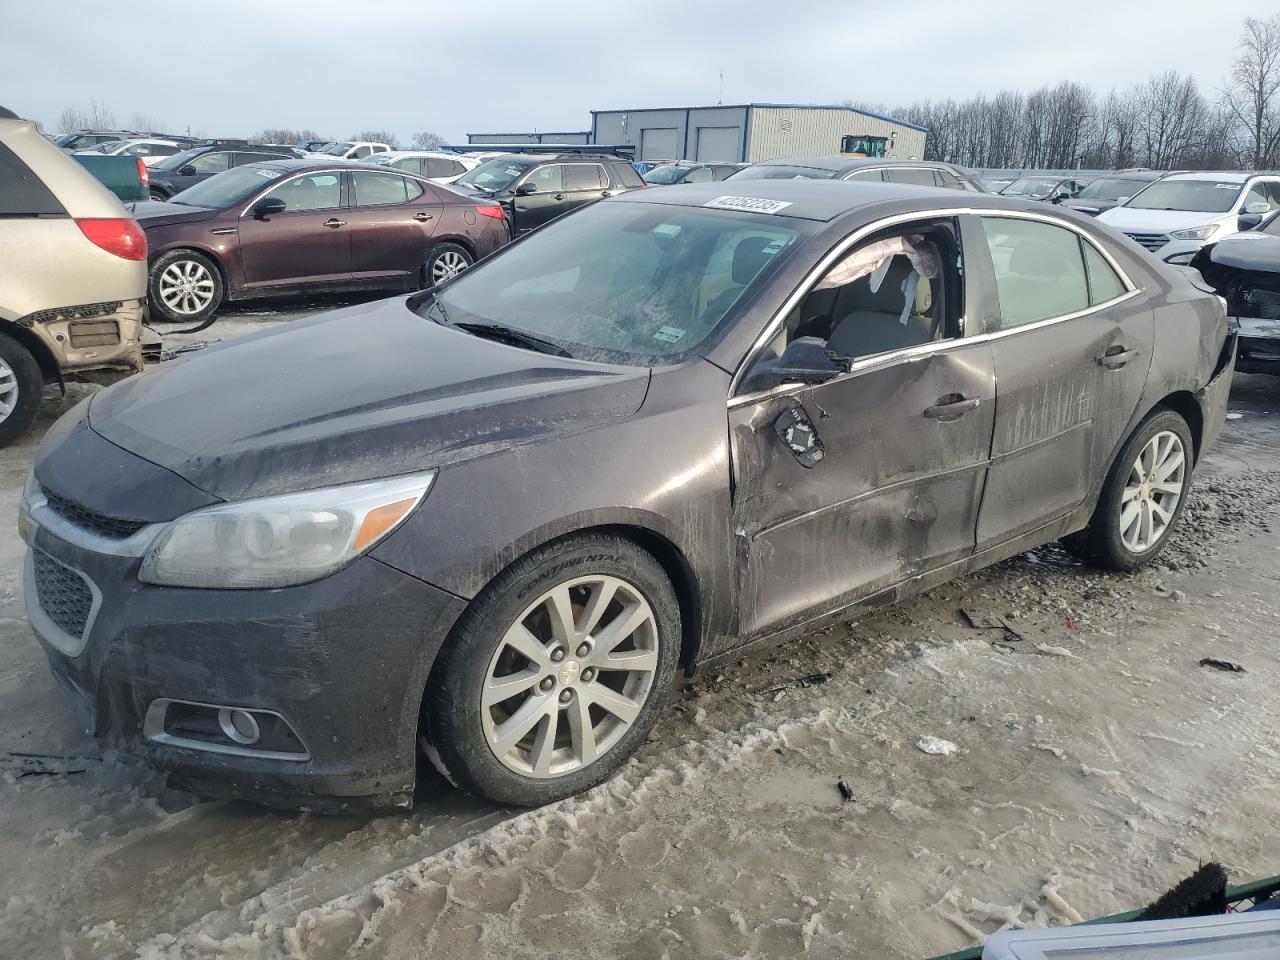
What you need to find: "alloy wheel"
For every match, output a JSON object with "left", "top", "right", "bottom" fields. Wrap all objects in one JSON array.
[
  {"left": 158, "top": 259, "right": 216, "bottom": 316},
  {"left": 481, "top": 575, "right": 660, "bottom": 778},
  {"left": 0, "top": 356, "right": 18, "bottom": 424},
  {"left": 432, "top": 250, "right": 470, "bottom": 284},
  {"left": 1119, "top": 429, "right": 1185, "bottom": 553}
]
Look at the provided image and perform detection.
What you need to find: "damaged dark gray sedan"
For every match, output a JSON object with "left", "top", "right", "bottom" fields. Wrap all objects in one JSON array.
[{"left": 21, "top": 180, "right": 1234, "bottom": 811}]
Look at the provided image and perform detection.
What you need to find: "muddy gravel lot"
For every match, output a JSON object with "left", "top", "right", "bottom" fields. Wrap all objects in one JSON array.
[{"left": 3, "top": 303, "right": 1279, "bottom": 959}]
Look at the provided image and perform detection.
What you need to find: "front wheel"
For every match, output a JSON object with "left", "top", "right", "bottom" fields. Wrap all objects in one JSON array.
[
  {"left": 1063, "top": 408, "right": 1194, "bottom": 571},
  {"left": 425, "top": 533, "right": 680, "bottom": 806},
  {"left": 423, "top": 242, "right": 473, "bottom": 287},
  {"left": 149, "top": 250, "right": 223, "bottom": 324}
]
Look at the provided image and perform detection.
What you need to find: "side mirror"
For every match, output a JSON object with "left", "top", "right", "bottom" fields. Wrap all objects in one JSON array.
[
  {"left": 514, "top": 182, "right": 538, "bottom": 196},
  {"left": 251, "top": 197, "right": 286, "bottom": 219},
  {"left": 1238, "top": 212, "right": 1265, "bottom": 231},
  {"left": 741, "top": 337, "right": 843, "bottom": 393},
  {"left": 178, "top": 164, "right": 197, "bottom": 177}
]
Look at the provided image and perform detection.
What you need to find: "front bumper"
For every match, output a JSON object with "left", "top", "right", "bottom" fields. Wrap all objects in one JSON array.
[
  {"left": 1236, "top": 315, "right": 1280, "bottom": 376},
  {"left": 22, "top": 488, "right": 467, "bottom": 812}
]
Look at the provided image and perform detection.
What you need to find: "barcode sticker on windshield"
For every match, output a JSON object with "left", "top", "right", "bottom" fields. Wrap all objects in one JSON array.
[
  {"left": 704, "top": 196, "right": 793, "bottom": 215},
  {"left": 255, "top": 169, "right": 282, "bottom": 178}
]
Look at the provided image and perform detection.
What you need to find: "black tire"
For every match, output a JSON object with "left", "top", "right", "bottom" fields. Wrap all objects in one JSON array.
[
  {"left": 422, "top": 242, "right": 474, "bottom": 288},
  {"left": 425, "top": 532, "right": 680, "bottom": 806},
  {"left": 148, "top": 249, "right": 223, "bottom": 325},
  {"left": 1063, "top": 408, "right": 1194, "bottom": 571},
  {"left": 0, "top": 334, "right": 44, "bottom": 448},
  {"left": 149, "top": 190, "right": 169, "bottom": 202}
]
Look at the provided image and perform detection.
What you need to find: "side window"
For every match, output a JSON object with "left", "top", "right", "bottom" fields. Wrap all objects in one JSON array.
[
  {"left": 1082, "top": 241, "right": 1128, "bottom": 305},
  {"left": 425, "top": 157, "right": 459, "bottom": 177},
  {"left": 372, "top": 145, "right": 388, "bottom": 154},
  {"left": 684, "top": 166, "right": 714, "bottom": 183},
  {"left": 1262, "top": 213, "right": 1280, "bottom": 236},
  {"left": 611, "top": 162, "right": 646, "bottom": 188},
  {"left": 149, "top": 143, "right": 180, "bottom": 157},
  {"left": 936, "top": 170, "right": 966, "bottom": 190},
  {"left": 351, "top": 171, "right": 416, "bottom": 206},
  {"left": 1242, "top": 181, "right": 1270, "bottom": 211},
  {"left": 845, "top": 168, "right": 885, "bottom": 182},
  {"left": 524, "top": 164, "right": 564, "bottom": 192},
  {"left": 189, "top": 151, "right": 231, "bottom": 173},
  {"left": 124, "top": 143, "right": 153, "bottom": 156},
  {"left": 265, "top": 173, "right": 342, "bottom": 212},
  {"left": 981, "top": 217, "right": 1090, "bottom": 329},
  {"left": 0, "top": 142, "right": 64, "bottom": 215},
  {"left": 352, "top": 145, "right": 372, "bottom": 159},
  {"left": 885, "top": 167, "right": 936, "bottom": 187},
  {"left": 771, "top": 219, "right": 962, "bottom": 364},
  {"left": 394, "top": 158, "right": 423, "bottom": 175},
  {"left": 564, "top": 164, "right": 606, "bottom": 191}
]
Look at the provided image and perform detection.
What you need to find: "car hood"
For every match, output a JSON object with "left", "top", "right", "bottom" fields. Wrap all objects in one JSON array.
[
  {"left": 1059, "top": 198, "right": 1119, "bottom": 215},
  {"left": 127, "top": 200, "right": 221, "bottom": 227},
  {"left": 88, "top": 296, "right": 651, "bottom": 501},
  {"left": 1097, "top": 207, "right": 1231, "bottom": 232}
]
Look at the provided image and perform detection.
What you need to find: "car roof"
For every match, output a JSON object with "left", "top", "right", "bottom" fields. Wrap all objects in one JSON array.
[
  {"left": 1162, "top": 171, "right": 1255, "bottom": 182},
  {"left": 377, "top": 150, "right": 471, "bottom": 160},
  {"left": 611, "top": 178, "right": 1027, "bottom": 222},
  {"left": 752, "top": 156, "right": 958, "bottom": 173}
]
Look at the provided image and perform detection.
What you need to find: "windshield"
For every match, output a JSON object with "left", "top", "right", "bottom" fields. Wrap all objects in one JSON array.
[
  {"left": 153, "top": 147, "right": 206, "bottom": 171},
  {"left": 423, "top": 201, "right": 807, "bottom": 364},
  {"left": 728, "top": 164, "right": 838, "bottom": 181},
  {"left": 169, "top": 166, "right": 283, "bottom": 208},
  {"left": 1075, "top": 177, "right": 1145, "bottom": 201},
  {"left": 1000, "top": 178, "right": 1060, "bottom": 197},
  {"left": 1124, "top": 179, "right": 1244, "bottom": 213},
  {"left": 320, "top": 142, "right": 355, "bottom": 156},
  {"left": 456, "top": 157, "right": 534, "bottom": 192},
  {"left": 643, "top": 165, "right": 691, "bottom": 185}
]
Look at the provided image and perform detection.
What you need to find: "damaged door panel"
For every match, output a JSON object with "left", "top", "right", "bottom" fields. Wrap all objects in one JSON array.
[{"left": 966, "top": 213, "right": 1154, "bottom": 545}]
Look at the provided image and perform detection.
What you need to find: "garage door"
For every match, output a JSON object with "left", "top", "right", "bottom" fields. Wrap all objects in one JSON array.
[
  {"left": 695, "top": 126, "right": 740, "bottom": 162},
  {"left": 639, "top": 127, "right": 679, "bottom": 161}
]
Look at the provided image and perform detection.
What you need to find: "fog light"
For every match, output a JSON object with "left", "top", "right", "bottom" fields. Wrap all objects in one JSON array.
[{"left": 218, "top": 708, "right": 261, "bottom": 745}]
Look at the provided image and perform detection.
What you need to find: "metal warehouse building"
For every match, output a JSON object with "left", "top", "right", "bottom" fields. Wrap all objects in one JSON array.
[
  {"left": 590, "top": 103, "right": 928, "bottom": 163},
  {"left": 467, "top": 131, "right": 590, "bottom": 145}
]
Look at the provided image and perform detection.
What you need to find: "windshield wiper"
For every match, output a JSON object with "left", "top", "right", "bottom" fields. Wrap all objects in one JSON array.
[{"left": 455, "top": 321, "right": 573, "bottom": 358}]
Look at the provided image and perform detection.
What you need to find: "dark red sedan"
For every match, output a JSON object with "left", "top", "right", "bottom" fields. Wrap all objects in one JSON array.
[{"left": 133, "top": 159, "right": 510, "bottom": 323}]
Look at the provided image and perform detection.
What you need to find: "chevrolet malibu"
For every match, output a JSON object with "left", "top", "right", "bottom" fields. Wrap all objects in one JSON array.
[{"left": 22, "top": 181, "right": 1234, "bottom": 811}]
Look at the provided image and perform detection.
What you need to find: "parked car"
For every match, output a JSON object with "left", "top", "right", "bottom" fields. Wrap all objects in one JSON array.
[
  {"left": 728, "top": 156, "right": 987, "bottom": 191},
  {"left": 450, "top": 151, "right": 646, "bottom": 235},
  {"left": 1192, "top": 209, "right": 1280, "bottom": 375},
  {"left": 53, "top": 129, "right": 134, "bottom": 152},
  {"left": 21, "top": 177, "right": 1233, "bottom": 811},
  {"left": 632, "top": 159, "right": 674, "bottom": 175},
  {"left": 997, "top": 175, "right": 1090, "bottom": 201},
  {"left": 72, "top": 153, "right": 149, "bottom": 202},
  {"left": 1057, "top": 171, "right": 1170, "bottom": 216},
  {"left": 146, "top": 144, "right": 296, "bottom": 200},
  {"left": 134, "top": 159, "right": 509, "bottom": 323},
  {"left": 304, "top": 140, "right": 393, "bottom": 160},
  {"left": 983, "top": 177, "right": 1014, "bottom": 193},
  {"left": 0, "top": 107, "right": 145, "bottom": 445},
  {"left": 297, "top": 139, "right": 331, "bottom": 153},
  {"left": 75, "top": 137, "right": 186, "bottom": 166},
  {"left": 1099, "top": 171, "right": 1280, "bottom": 264},
  {"left": 360, "top": 150, "right": 479, "bottom": 183},
  {"left": 642, "top": 161, "right": 740, "bottom": 186}
]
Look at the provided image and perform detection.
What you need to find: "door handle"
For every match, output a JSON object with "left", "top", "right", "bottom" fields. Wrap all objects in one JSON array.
[
  {"left": 1097, "top": 346, "right": 1138, "bottom": 369},
  {"left": 924, "top": 394, "right": 981, "bottom": 420},
  {"left": 414, "top": 212, "right": 434, "bottom": 222},
  {"left": 323, "top": 218, "right": 346, "bottom": 229}
]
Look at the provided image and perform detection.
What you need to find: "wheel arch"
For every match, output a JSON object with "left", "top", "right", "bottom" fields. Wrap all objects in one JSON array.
[
  {"left": 0, "top": 321, "right": 59, "bottom": 385},
  {"left": 150, "top": 245, "right": 230, "bottom": 297},
  {"left": 420, "top": 236, "right": 477, "bottom": 286},
  {"left": 1153, "top": 390, "right": 1204, "bottom": 463}
]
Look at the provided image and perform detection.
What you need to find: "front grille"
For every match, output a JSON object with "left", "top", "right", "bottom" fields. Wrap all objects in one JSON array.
[
  {"left": 1124, "top": 231, "right": 1169, "bottom": 252},
  {"left": 43, "top": 490, "right": 147, "bottom": 539},
  {"left": 67, "top": 319, "right": 121, "bottom": 349},
  {"left": 32, "top": 549, "right": 93, "bottom": 638}
]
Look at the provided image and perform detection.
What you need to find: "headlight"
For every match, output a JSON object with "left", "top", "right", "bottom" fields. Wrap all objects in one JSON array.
[
  {"left": 139, "top": 471, "right": 436, "bottom": 589},
  {"left": 1164, "top": 251, "right": 1198, "bottom": 265},
  {"left": 1170, "top": 224, "right": 1219, "bottom": 241}
]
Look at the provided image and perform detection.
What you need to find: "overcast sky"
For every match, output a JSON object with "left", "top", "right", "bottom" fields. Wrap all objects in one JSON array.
[{"left": 5, "top": 0, "right": 1276, "bottom": 142}]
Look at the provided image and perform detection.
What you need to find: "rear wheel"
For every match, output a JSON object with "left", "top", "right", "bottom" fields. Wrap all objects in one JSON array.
[
  {"left": 423, "top": 242, "right": 473, "bottom": 287},
  {"left": 149, "top": 249, "right": 223, "bottom": 324},
  {"left": 149, "top": 191, "right": 169, "bottom": 201},
  {"left": 425, "top": 533, "right": 679, "bottom": 806},
  {"left": 0, "top": 334, "right": 43, "bottom": 448},
  {"left": 1063, "top": 408, "right": 1193, "bottom": 571}
]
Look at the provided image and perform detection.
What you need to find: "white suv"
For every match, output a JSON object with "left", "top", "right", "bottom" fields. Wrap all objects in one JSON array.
[
  {"left": 358, "top": 150, "right": 479, "bottom": 183},
  {"left": 304, "top": 140, "right": 392, "bottom": 161},
  {"left": 0, "top": 107, "right": 146, "bottom": 445},
  {"left": 1098, "top": 171, "right": 1280, "bottom": 264},
  {"left": 75, "top": 137, "right": 186, "bottom": 166}
]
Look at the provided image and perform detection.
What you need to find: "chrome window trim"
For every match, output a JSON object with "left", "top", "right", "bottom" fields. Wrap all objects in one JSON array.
[{"left": 727, "top": 205, "right": 1142, "bottom": 406}]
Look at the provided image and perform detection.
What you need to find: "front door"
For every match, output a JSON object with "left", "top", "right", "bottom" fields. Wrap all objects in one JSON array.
[
  {"left": 509, "top": 164, "right": 569, "bottom": 234},
  {"left": 238, "top": 171, "right": 351, "bottom": 291},
  {"left": 730, "top": 216, "right": 996, "bottom": 639},
  {"left": 969, "top": 213, "right": 1153, "bottom": 546}
]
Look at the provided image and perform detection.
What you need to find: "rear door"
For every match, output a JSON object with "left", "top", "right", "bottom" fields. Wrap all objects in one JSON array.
[
  {"left": 237, "top": 170, "right": 351, "bottom": 291},
  {"left": 345, "top": 170, "right": 442, "bottom": 285},
  {"left": 969, "top": 213, "right": 1152, "bottom": 546}
]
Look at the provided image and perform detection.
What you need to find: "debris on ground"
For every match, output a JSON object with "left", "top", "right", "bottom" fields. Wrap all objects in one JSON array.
[
  {"left": 960, "top": 607, "right": 1026, "bottom": 649},
  {"left": 1036, "top": 643, "right": 1081, "bottom": 659},
  {"left": 916, "top": 736, "right": 958, "bottom": 756},
  {"left": 837, "top": 779, "right": 855, "bottom": 802},
  {"left": 759, "top": 672, "right": 833, "bottom": 696},
  {"left": 1199, "top": 657, "right": 1247, "bottom": 673},
  {"left": 1, "top": 752, "right": 97, "bottom": 778}
]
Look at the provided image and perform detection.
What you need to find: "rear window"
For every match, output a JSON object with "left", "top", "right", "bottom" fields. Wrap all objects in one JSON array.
[{"left": 0, "top": 143, "right": 65, "bottom": 216}]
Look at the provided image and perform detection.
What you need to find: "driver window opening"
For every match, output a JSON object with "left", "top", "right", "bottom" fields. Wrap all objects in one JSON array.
[{"left": 769, "top": 218, "right": 963, "bottom": 366}]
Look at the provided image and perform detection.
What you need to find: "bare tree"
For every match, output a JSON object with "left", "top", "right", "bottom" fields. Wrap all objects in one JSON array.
[
  {"left": 411, "top": 130, "right": 446, "bottom": 150},
  {"left": 55, "top": 97, "right": 116, "bottom": 133},
  {"left": 128, "top": 112, "right": 166, "bottom": 133},
  {"left": 1223, "top": 14, "right": 1280, "bottom": 168},
  {"left": 253, "top": 128, "right": 323, "bottom": 145},
  {"left": 351, "top": 130, "right": 400, "bottom": 148},
  {"left": 1135, "top": 71, "right": 1208, "bottom": 169}
]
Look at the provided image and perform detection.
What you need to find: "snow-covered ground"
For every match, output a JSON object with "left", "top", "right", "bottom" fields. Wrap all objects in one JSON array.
[{"left": 3, "top": 306, "right": 1279, "bottom": 959}]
